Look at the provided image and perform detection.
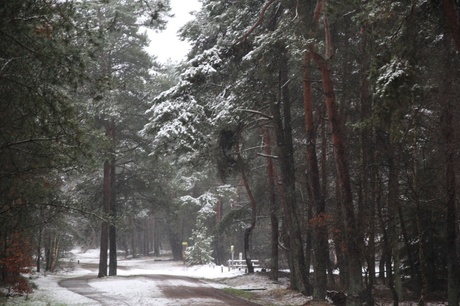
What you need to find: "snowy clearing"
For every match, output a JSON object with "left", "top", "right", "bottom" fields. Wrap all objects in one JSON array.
[
  {"left": 2, "top": 249, "right": 449, "bottom": 305},
  {"left": 2, "top": 249, "right": 311, "bottom": 305}
]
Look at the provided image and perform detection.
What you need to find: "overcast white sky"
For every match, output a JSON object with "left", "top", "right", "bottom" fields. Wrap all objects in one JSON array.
[{"left": 145, "top": 0, "right": 201, "bottom": 63}]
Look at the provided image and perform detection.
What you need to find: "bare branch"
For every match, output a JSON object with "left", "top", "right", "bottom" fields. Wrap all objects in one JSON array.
[
  {"left": 1, "top": 136, "right": 65, "bottom": 150},
  {"left": 257, "top": 152, "right": 278, "bottom": 159},
  {"left": 237, "top": 0, "right": 280, "bottom": 43},
  {"left": 313, "top": 0, "right": 324, "bottom": 26},
  {"left": 240, "top": 108, "right": 273, "bottom": 120}
]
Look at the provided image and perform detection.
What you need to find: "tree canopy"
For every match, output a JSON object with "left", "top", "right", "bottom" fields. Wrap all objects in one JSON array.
[{"left": 1, "top": 0, "right": 459, "bottom": 304}]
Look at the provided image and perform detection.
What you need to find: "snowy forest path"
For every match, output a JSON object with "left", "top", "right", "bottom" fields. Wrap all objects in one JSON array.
[
  {"left": 58, "top": 263, "right": 262, "bottom": 305},
  {"left": 59, "top": 274, "right": 130, "bottom": 306}
]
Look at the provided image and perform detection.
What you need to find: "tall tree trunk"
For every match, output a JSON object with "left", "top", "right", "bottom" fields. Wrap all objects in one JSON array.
[
  {"left": 44, "top": 233, "right": 59, "bottom": 272},
  {"left": 271, "top": 43, "right": 311, "bottom": 295},
  {"left": 130, "top": 227, "right": 137, "bottom": 258},
  {"left": 305, "top": 198, "right": 313, "bottom": 284},
  {"left": 358, "top": 23, "right": 376, "bottom": 293},
  {"left": 443, "top": 0, "right": 460, "bottom": 52},
  {"left": 98, "top": 159, "right": 111, "bottom": 278},
  {"left": 52, "top": 236, "right": 60, "bottom": 272},
  {"left": 378, "top": 205, "right": 391, "bottom": 287},
  {"left": 409, "top": 119, "right": 427, "bottom": 303},
  {"left": 241, "top": 171, "right": 257, "bottom": 273},
  {"left": 444, "top": 104, "right": 459, "bottom": 306},
  {"left": 45, "top": 232, "right": 51, "bottom": 271},
  {"left": 303, "top": 52, "right": 328, "bottom": 301},
  {"left": 238, "top": 143, "right": 257, "bottom": 274},
  {"left": 109, "top": 152, "right": 117, "bottom": 276},
  {"left": 263, "top": 128, "right": 279, "bottom": 281},
  {"left": 96, "top": 7, "right": 113, "bottom": 278},
  {"left": 319, "top": 103, "right": 335, "bottom": 287},
  {"left": 36, "top": 226, "right": 42, "bottom": 273},
  {"left": 154, "top": 217, "right": 160, "bottom": 257},
  {"left": 214, "top": 198, "right": 224, "bottom": 265},
  {"left": 367, "top": 165, "right": 377, "bottom": 288},
  {"left": 442, "top": 40, "right": 459, "bottom": 306},
  {"left": 387, "top": 151, "right": 403, "bottom": 304},
  {"left": 414, "top": 217, "right": 427, "bottom": 305},
  {"left": 332, "top": 178, "right": 348, "bottom": 289},
  {"left": 398, "top": 202, "right": 418, "bottom": 290},
  {"left": 304, "top": 1, "right": 364, "bottom": 299},
  {"left": 310, "top": 51, "right": 363, "bottom": 302},
  {"left": 167, "top": 225, "right": 182, "bottom": 261}
]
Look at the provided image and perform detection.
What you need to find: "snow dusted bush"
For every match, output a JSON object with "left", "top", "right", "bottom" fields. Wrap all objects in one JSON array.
[
  {"left": 185, "top": 219, "right": 214, "bottom": 265},
  {"left": 180, "top": 185, "right": 235, "bottom": 266},
  {"left": 179, "top": 190, "right": 217, "bottom": 265}
]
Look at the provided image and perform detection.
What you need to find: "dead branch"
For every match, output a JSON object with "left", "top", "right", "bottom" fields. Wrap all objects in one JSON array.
[{"left": 237, "top": 0, "right": 280, "bottom": 43}]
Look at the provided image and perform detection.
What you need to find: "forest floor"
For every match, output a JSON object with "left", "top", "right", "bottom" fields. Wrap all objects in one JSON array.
[
  {"left": 0, "top": 249, "right": 450, "bottom": 305},
  {"left": 216, "top": 271, "right": 450, "bottom": 306}
]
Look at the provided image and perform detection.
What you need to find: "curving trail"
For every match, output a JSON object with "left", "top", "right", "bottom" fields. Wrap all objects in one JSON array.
[
  {"left": 58, "top": 264, "right": 261, "bottom": 306},
  {"left": 59, "top": 274, "right": 130, "bottom": 306}
]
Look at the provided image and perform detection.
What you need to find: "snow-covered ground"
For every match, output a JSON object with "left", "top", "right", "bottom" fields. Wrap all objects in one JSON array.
[
  {"left": 4, "top": 249, "right": 311, "bottom": 305},
  {"left": 3, "top": 249, "right": 448, "bottom": 305}
]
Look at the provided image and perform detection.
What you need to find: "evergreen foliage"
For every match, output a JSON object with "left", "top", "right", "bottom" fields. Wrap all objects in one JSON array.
[
  {"left": 185, "top": 219, "right": 214, "bottom": 266},
  {"left": 0, "top": 0, "right": 459, "bottom": 303}
]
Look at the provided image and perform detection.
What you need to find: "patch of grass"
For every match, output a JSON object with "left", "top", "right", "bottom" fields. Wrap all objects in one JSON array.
[{"left": 222, "top": 287, "right": 256, "bottom": 300}]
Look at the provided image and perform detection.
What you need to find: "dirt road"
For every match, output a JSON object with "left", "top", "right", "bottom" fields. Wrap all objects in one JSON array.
[{"left": 59, "top": 271, "right": 262, "bottom": 306}]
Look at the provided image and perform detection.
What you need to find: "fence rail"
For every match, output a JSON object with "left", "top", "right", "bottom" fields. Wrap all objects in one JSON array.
[{"left": 227, "top": 259, "right": 260, "bottom": 270}]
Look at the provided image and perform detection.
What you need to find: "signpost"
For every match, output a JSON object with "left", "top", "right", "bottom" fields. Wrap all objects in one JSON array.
[
  {"left": 231, "top": 245, "right": 234, "bottom": 266},
  {"left": 182, "top": 241, "right": 188, "bottom": 265}
]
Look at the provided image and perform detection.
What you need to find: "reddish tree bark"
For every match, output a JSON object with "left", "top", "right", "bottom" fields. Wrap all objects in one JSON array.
[
  {"left": 443, "top": 0, "right": 460, "bottom": 52},
  {"left": 303, "top": 51, "right": 328, "bottom": 300},
  {"left": 310, "top": 51, "right": 363, "bottom": 303}
]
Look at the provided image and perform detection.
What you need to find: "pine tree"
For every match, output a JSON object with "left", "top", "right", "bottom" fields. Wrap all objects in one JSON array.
[{"left": 185, "top": 219, "right": 214, "bottom": 265}]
